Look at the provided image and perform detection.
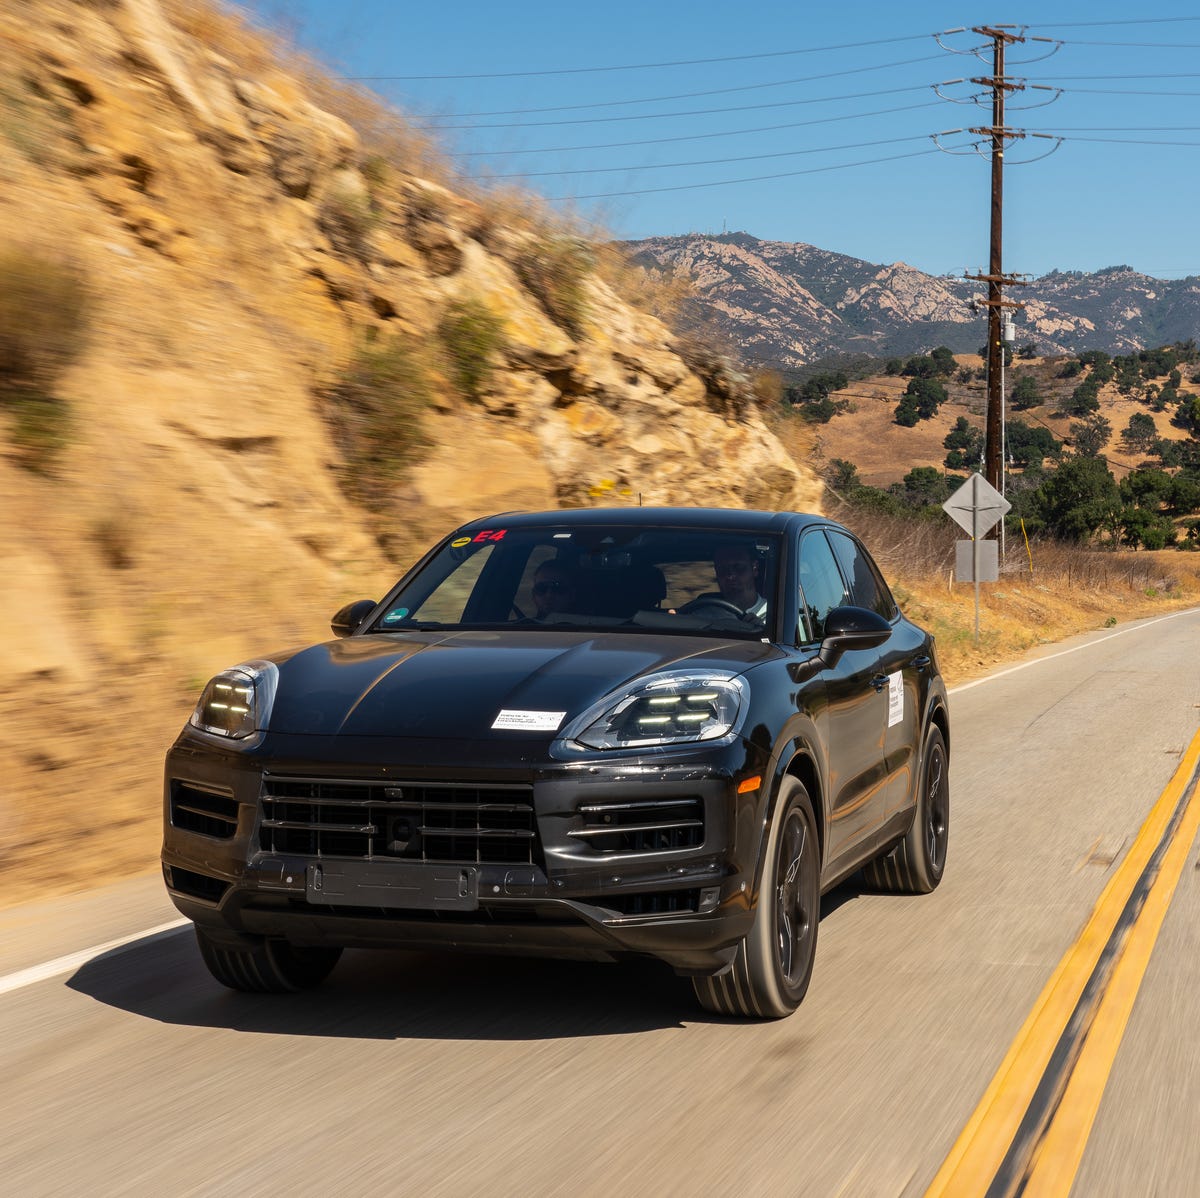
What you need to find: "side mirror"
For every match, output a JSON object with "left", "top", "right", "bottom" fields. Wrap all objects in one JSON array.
[
  {"left": 821, "top": 605, "right": 891, "bottom": 653},
  {"left": 789, "top": 605, "right": 891, "bottom": 681},
  {"left": 330, "top": 599, "right": 378, "bottom": 638}
]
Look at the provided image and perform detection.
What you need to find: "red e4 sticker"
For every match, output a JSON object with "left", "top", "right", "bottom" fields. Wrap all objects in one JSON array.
[{"left": 472, "top": 529, "right": 507, "bottom": 543}]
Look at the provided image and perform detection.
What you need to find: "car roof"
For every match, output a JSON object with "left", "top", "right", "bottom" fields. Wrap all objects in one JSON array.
[{"left": 454, "top": 507, "right": 833, "bottom": 536}]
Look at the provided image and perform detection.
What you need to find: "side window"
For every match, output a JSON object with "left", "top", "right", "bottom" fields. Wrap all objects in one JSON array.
[
  {"left": 827, "top": 531, "right": 897, "bottom": 620},
  {"left": 797, "top": 531, "right": 849, "bottom": 643}
]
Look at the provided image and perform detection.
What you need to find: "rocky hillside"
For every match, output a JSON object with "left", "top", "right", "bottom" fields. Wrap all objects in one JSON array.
[
  {"left": 625, "top": 233, "right": 1200, "bottom": 366},
  {"left": 0, "top": 0, "right": 820, "bottom": 902}
]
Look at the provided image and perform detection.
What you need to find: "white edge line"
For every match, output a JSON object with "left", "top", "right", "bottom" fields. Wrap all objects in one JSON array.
[
  {"left": 4, "top": 607, "right": 1198, "bottom": 995},
  {"left": 948, "top": 607, "right": 1200, "bottom": 695},
  {"left": 0, "top": 918, "right": 190, "bottom": 997}
]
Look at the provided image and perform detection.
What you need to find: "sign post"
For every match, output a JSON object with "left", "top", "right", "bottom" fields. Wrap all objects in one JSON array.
[{"left": 942, "top": 472, "right": 1011, "bottom": 643}]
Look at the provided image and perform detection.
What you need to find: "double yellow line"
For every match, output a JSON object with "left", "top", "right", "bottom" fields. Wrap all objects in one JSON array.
[{"left": 926, "top": 728, "right": 1200, "bottom": 1198}]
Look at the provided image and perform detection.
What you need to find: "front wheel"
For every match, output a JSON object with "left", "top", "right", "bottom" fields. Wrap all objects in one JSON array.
[
  {"left": 863, "top": 724, "right": 949, "bottom": 895},
  {"left": 693, "top": 777, "right": 820, "bottom": 1019},
  {"left": 195, "top": 927, "right": 343, "bottom": 993}
]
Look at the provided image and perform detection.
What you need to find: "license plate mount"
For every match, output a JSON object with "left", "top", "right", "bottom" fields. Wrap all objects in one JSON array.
[{"left": 305, "top": 861, "right": 479, "bottom": 911}]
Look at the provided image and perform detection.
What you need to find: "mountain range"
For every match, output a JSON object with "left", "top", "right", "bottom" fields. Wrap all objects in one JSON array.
[{"left": 622, "top": 232, "right": 1200, "bottom": 368}]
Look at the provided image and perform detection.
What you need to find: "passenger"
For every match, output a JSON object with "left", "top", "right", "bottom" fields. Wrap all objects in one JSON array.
[
  {"left": 710, "top": 544, "right": 768, "bottom": 621},
  {"left": 532, "top": 561, "right": 578, "bottom": 619}
]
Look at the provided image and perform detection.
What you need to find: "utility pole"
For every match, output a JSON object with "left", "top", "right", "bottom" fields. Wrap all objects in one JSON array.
[{"left": 964, "top": 26, "right": 1027, "bottom": 493}]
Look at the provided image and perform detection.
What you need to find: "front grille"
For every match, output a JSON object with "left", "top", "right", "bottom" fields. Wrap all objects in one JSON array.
[
  {"left": 170, "top": 782, "right": 239, "bottom": 839},
  {"left": 570, "top": 797, "right": 704, "bottom": 854},
  {"left": 259, "top": 775, "right": 542, "bottom": 867},
  {"left": 597, "top": 889, "right": 701, "bottom": 917}
]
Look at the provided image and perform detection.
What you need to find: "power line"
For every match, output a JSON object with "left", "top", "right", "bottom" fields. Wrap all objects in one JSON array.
[
  {"left": 347, "top": 33, "right": 937, "bottom": 80},
  {"left": 547, "top": 147, "right": 943, "bottom": 200},
  {"left": 454, "top": 99, "right": 945, "bottom": 158},
  {"left": 1065, "top": 40, "right": 1200, "bottom": 48},
  {"left": 411, "top": 71, "right": 931, "bottom": 120},
  {"left": 416, "top": 56, "right": 947, "bottom": 129},
  {"left": 473, "top": 134, "right": 933, "bottom": 180},
  {"left": 1025, "top": 16, "right": 1200, "bottom": 28}
]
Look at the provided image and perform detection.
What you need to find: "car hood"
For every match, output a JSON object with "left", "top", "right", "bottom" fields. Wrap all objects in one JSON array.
[{"left": 265, "top": 630, "right": 777, "bottom": 739}]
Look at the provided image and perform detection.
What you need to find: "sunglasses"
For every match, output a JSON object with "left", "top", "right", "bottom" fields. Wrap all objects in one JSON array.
[
  {"left": 533, "top": 580, "right": 568, "bottom": 595},
  {"left": 715, "top": 561, "right": 752, "bottom": 576}
]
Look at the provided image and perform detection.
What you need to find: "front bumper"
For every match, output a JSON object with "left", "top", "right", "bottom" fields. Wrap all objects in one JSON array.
[{"left": 161, "top": 729, "right": 767, "bottom": 975}]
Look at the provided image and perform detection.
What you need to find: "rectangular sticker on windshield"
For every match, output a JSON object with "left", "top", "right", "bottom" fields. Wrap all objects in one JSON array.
[
  {"left": 492, "top": 709, "right": 566, "bottom": 732},
  {"left": 887, "top": 672, "right": 904, "bottom": 728}
]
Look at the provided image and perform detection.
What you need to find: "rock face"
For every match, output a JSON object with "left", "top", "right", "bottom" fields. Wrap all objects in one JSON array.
[
  {"left": 626, "top": 232, "right": 1200, "bottom": 364},
  {"left": 0, "top": 0, "right": 820, "bottom": 901}
]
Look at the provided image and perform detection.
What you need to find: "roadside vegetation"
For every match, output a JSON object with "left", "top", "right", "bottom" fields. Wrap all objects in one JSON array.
[
  {"left": 0, "top": 245, "right": 90, "bottom": 474},
  {"left": 789, "top": 339, "right": 1200, "bottom": 553}
]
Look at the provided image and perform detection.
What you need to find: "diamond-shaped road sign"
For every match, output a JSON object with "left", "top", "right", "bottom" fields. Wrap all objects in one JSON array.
[{"left": 942, "top": 472, "right": 1011, "bottom": 539}]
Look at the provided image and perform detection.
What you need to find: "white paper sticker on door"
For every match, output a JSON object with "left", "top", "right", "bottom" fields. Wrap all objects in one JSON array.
[{"left": 887, "top": 672, "right": 904, "bottom": 728}]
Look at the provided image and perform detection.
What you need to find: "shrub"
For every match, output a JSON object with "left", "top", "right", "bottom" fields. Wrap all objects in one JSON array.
[
  {"left": 515, "top": 235, "right": 592, "bottom": 338},
  {"left": 318, "top": 175, "right": 379, "bottom": 258},
  {"left": 0, "top": 247, "right": 89, "bottom": 391},
  {"left": 319, "top": 336, "right": 436, "bottom": 509},
  {"left": 1010, "top": 374, "right": 1041, "bottom": 410},
  {"left": 0, "top": 246, "right": 90, "bottom": 471},
  {"left": 440, "top": 298, "right": 504, "bottom": 402}
]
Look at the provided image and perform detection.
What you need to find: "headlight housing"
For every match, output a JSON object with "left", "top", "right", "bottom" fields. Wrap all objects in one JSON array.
[
  {"left": 189, "top": 661, "right": 278, "bottom": 739},
  {"left": 567, "top": 670, "right": 748, "bottom": 750}
]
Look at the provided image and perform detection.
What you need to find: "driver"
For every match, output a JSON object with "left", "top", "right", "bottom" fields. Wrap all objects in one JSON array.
[
  {"left": 532, "top": 561, "right": 578, "bottom": 619},
  {"left": 710, "top": 545, "right": 767, "bottom": 621}
]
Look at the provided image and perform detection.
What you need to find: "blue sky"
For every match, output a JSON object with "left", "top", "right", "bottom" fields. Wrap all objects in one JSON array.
[{"left": 243, "top": 2, "right": 1200, "bottom": 281}]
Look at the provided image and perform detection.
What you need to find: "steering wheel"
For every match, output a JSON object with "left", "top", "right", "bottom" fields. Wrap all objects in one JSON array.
[{"left": 676, "top": 596, "right": 748, "bottom": 619}]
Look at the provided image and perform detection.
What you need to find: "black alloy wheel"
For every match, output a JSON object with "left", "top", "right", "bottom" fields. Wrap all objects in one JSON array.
[
  {"left": 693, "top": 777, "right": 820, "bottom": 1019},
  {"left": 863, "top": 724, "right": 949, "bottom": 895}
]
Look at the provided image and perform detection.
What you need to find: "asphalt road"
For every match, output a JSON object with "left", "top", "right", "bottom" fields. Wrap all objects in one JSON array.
[{"left": 3, "top": 607, "right": 1199, "bottom": 1198}]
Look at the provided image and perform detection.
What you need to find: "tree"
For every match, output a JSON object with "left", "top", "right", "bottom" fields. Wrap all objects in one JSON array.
[
  {"left": 1171, "top": 394, "right": 1200, "bottom": 437},
  {"left": 1121, "top": 412, "right": 1159, "bottom": 454},
  {"left": 943, "top": 417, "right": 984, "bottom": 471},
  {"left": 901, "top": 354, "right": 937, "bottom": 379},
  {"left": 893, "top": 466, "right": 950, "bottom": 509},
  {"left": 1034, "top": 457, "right": 1121, "bottom": 542},
  {"left": 1010, "top": 374, "right": 1041, "bottom": 410},
  {"left": 1069, "top": 414, "right": 1111, "bottom": 458},
  {"left": 893, "top": 393, "right": 919, "bottom": 427},
  {"left": 1168, "top": 473, "right": 1200, "bottom": 515},
  {"left": 1007, "top": 420, "right": 1062, "bottom": 468},
  {"left": 1062, "top": 376, "right": 1100, "bottom": 416},
  {"left": 1118, "top": 507, "right": 1177, "bottom": 550},
  {"left": 1079, "top": 350, "right": 1114, "bottom": 384},
  {"left": 893, "top": 376, "right": 946, "bottom": 425},
  {"left": 1120, "top": 468, "right": 1174, "bottom": 510},
  {"left": 824, "top": 458, "right": 860, "bottom": 491},
  {"left": 930, "top": 346, "right": 957, "bottom": 377}
]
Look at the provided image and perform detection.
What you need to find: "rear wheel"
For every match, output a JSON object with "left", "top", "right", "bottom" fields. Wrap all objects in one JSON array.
[
  {"left": 195, "top": 927, "right": 343, "bottom": 993},
  {"left": 693, "top": 777, "right": 819, "bottom": 1019},
  {"left": 863, "top": 724, "right": 949, "bottom": 895}
]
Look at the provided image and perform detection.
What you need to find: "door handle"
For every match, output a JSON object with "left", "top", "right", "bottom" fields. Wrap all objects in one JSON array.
[
  {"left": 913, "top": 655, "right": 931, "bottom": 673},
  {"left": 870, "top": 673, "right": 888, "bottom": 692}
]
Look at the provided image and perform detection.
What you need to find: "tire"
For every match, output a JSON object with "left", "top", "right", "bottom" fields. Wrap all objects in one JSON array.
[
  {"left": 863, "top": 724, "right": 949, "bottom": 895},
  {"left": 195, "top": 927, "right": 343, "bottom": 994},
  {"left": 693, "top": 777, "right": 820, "bottom": 1019}
]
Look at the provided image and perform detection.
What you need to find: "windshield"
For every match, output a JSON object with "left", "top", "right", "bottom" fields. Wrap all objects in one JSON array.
[{"left": 371, "top": 524, "right": 782, "bottom": 640}]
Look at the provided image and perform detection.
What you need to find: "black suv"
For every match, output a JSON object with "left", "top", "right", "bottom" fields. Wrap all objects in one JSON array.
[{"left": 163, "top": 507, "right": 949, "bottom": 1018}]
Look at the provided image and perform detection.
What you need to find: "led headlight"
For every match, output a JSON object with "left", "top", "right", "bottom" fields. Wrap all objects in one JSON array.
[
  {"left": 570, "top": 670, "right": 748, "bottom": 750},
  {"left": 189, "top": 661, "right": 278, "bottom": 739}
]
